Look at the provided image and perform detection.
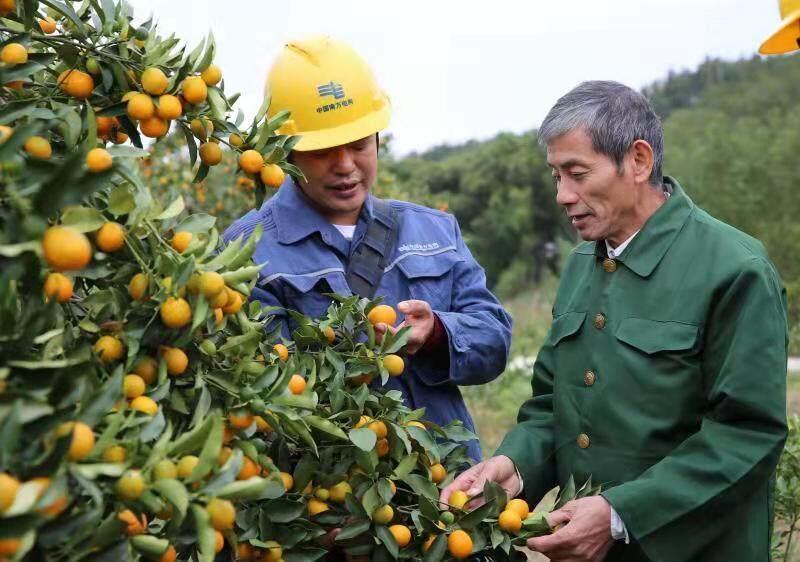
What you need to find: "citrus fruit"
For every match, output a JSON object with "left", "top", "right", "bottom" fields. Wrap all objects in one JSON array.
[
  {"left": 280, "top": 472, "right": 293, "bottom": 491},
  {"left": 133, "top": 356, "right": 158, "bottom": 383},
  {"left": 214, "top": 530, "right": 224, "bottom": 553},
  {"left": 140, "top": 116, "right": 169, "bottom": 138},
  {"left": 44, "top": 272, "right": 72, "bottom": 303},
  {"left": 383, "top": 354, "right": 404, "bottom": 376},
  {"left": 116, "top": 469, "right": 145, "bottom": 500},
  {"left": 206, "top": 498, "right": 236, "bottom": 530},
  {"left": 199, "top": 142, "right": 222, "bottom": 166},
  {"left": 498, "top": 509, "right": 522, "bottom": 533},
  {"left": 367, "top": 420, "right": 388, "bottom": 439},
  {"left": 130, "top": 396, "right": 158, "bottom": 415},
  {"left": 260, "top": 163, "right": 285, "bottom": 188},
  {"left": 239, "top": 149, "right": 264, "bottom": 175},
  {"left": 447, "top": 530, "right": 473, "bottom": 559},
  {"left": 176, "top": 455, "right": 199, "bottom": 478},
  {"left": 38, "top": 16, "right": 57, "bottom": 33},
  {"left": 506, "top": 498, "right": 530, "bottom": 520},
  {"left": 42, "top": 226, "right": 92, "bottom": 271},
  {"left": 368, "top": 304, "right": 397, "bottom": 326},
  {"left": 141, "top": 67, "right": 168, "bottom": 95},
  {"left": 57, "top": 69, "right": 94, "bottom": 98},
  {"left": 126, "top": 92, "right": 155, "bottom": 120},
  {"left": 288, "top": 374, "right": 306, "bottom": 395},
  {"left": 86, "top": 147, "right": 113, "bottom": 173},
  {"left": 273, "top": 343, "right": 289, "bottom": 361},
  {"left": 228, "top": 409, "right": 253, "bottom": 429},
  {"left": 372, "top": 504, "right": 394, "bottom": 525},
  {"left": 430, "top": 463, "right": 446, "bottom": 484},
  {"left": 56, "top": 421, "right": 95, "bottom": 461},
  {"left": 449, "top": 490, "right": 469, "bottom": 510},
  {"left": 1, "top": 43, "right": 27, "bottom": 65},
  {"left": 102, "top": 445, "right": 126, "bottom": 463},
  {"left": 181, "top": 76, "right": 207, "bottom": 104},
  {"left": 200, "top": 64, "right": 222, "bottom": 86},
  {"left": 329, "top": 481, "right": 352, "bottom": 504},
  {"left": 162, "top": 347, "right": 188, "bottom": 375},
  {"left": 158, "top": 546, "right": 177, "bottom": 562},
  {"left": 229, "top": 133, "right": 243, "bottom": 147},
  {"left": 376, "top": 438, "right": 390, "bottom": 457},
  {"left": 153, "top": 459, "right": 178, "bottom": 480},
  {"left": 171, "top": 231, "right": 192, "bottom": 253},
  {"left": 95, "top": 221, "right": 124, "bottom": 251},
  {"left": 123, "top": 374, "right": 146, "bottom": 399},
  {"left": 307, "top": 499, "right": 329, "bottom": 516},
  {"left": 237, "top": 456, "right": 260, "bottom": 480},
  {"left": 389, "top": 524, "right": 412, "bottom": 547},
  {"left": 160, "top": 296, "right": 192, "bottom": 328},
  {"left": 156, "top": 94, "right": 182, "bottom": 119},
  {"left": 0, "top": 473, "right": 20, "bottom": 513},
  {"left": 128, "top": 272, "right": 149, "bottom": 300},
  {"left": 94, "top": 335, "right": 124, "bottom": 363},
  {"left": 24, "top": 135, "right": 52, "bottom": 159}
]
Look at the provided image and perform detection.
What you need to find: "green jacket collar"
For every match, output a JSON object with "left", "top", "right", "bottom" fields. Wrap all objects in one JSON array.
[{"left": 574, "top": 176, "right": 694, "bottom": 277}]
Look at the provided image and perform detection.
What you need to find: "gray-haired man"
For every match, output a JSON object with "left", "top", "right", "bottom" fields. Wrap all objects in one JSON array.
[{"left": 442, "top": 81, "right": 788, "bottom": 561}]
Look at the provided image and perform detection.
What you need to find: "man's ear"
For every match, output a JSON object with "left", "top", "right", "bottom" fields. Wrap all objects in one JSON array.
[{"left": 629, "top": 139, "right": 654, "bottom": 184}]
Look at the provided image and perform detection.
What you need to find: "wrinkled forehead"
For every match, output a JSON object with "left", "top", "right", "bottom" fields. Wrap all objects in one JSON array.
[{"left": 545, "top": 128, "right": 603, "bottom": 169}]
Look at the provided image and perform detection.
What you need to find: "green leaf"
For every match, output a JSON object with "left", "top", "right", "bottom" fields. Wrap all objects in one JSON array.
[
  {"left": 375, "top": 524, "right": 399, "bottom": 559},
  {"left": 188, "top": 412, "right": 223, "bottom": 483},
  {"left": 151, "top": 479, "right": 189, "bottom": 522},
  {"left": 406, "top": 426, "right": 440, "bottom": 463},
  {"left": 130, "top": 535, "right": 169, "bottom": 557},
  {"left": 458, "top": 499, "right": 497, "bottom": 530},
  {"left": 349, "top": 427, "right": 377, "bottom": 452},
  {"left": 195, "top": 31, "right": 216, "bottom": 72},
  {"left": 175, "top": 213, "right": 216, "bottom": 234},
  {"left": 39, "top": 0, "right": 85, "bottom": 35},
  {"left": 402, "top": 474, "right": 439, "bottom": 505},
  {"left": 0, "top": 401, "right": 22, "bottom": 468},
  {"left": 107, "top": 184, "right": 136, "bottom": 216},
  {"left": 216, "top": 477, "right": 274, "bottom": 501},
  {"left": 391, "top": 453, "right": 419, "bottom": 480},
  {"left": 334, "top": 519, "right": 370, "bottom": 542},
  {"left": 421, "top": 534, "right": 447, "bottom": 562},
  {"left": 169, "top": 413, "right": 213, "bottom": 456},
  {"left": 264, "top": 499, "right": 306, "bottom": 523},
  {"left": 361, "top": 483, "right": 381, "bottom": 518},
  {"left": 306, "top": 415, "right": 348, "bottom": 440},
  {"left": 78, "top": 369, "right": 122, "bottom": 426},
  {"left": 61, "top": 206, "right": 107, "bottom": 233},
  {"left": 191, "top": 504, "right": 216, "bottom": 562}
]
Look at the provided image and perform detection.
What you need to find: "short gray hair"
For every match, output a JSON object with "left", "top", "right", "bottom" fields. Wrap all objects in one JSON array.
[{"left": 538, "top": 81, "right": 664, "bottom": 186}]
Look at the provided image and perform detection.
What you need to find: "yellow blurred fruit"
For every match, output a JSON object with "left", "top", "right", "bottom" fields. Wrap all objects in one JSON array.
[
  {"left": 190, "top": 117, "right": 213, "bottom": 140},
  {"left": 1, "top": 43, "right": 27, "bottom": 65},
  {"left": 130, "top": 396, "right": 158, "bottom": 415},
  {"left": 423, "top": 535, "right": 436, "bottom": 552},
  {"left": 24, "top": 135, "right": 52, "bottom": 159},
  {"left": 171, "top": 231, "right": 192, "bottom": 253},
  {"left": 498, "top": 509, "right": 522, "bottom": 533},
  {"left": 0, "top": 473, "right": 20, "bottom": 513},
  {"left": 0, "top": 0, "right": 14, "bottom": 15},
  {"left": 95, "top": 221, "right": 124, "bottom": 252},
  {"left": 141, "top": 67, "right": 168, "bottom": 95},
  {"left": 213, "top": 307, "right": 224, "bottom": 325},
  {"left": 262, "top": 541, "right": 282, "bottom": 562},
  {"left": 406, "top": 420, "right": 426, "bottom": 430},
  {"left": 201, "top": 64, "right": 222, "bottom": 86},
  {"left": 448, "top": 530, "right": 473, "bottom": 559},
  {"left": 0, "top": 538, "right": 21, "bottom": 556},
  {"left": 280, "top": 472, "right": 293, "bottom": 491},
  {"left": 116, "top": 469, "right": 145, "bottom": 501},
  {"left": 221, "top": 289, "right": 243, "bottom": 314},
  {"left": 94, "top": 335, "right": 124, "bottom": 363},
  {"left": 153, "top": 459, "right": 178, "bottom": 480},
  {"left": 383, "top": 354, "right": 404, "bottom": 376},
  {"left": 214, "top": 529, "right": 224, "bottom": 553},
  {"left": 199, "top": 271, "right": 225, "bottom": 298},
  {"left": 254, "top": 415, "right": 271, "bottom": 432},
  {"left": 42, "top": 226, "right": 92, "bottom": 271},
  {"left": 288, "top": 374, "right": 306, "bottom": 395},
  {"left": 140, "top": 116, "right": 169, "bottom": 138},
  {"left": 176, "top": 455, "right": 199, "bottom": 479},
  {"left": 160, "top": 296, "right": 192, "bottom": 328},
  {"left": 367, "top": 420, "right": 388, "bottom": 439},
  {"left": 273, "top": 343, "right": 289, "bottom": 361},
  {"left": 162, "top": 347, "right": 188, "bottom": 375},
  {"left": 199, "top": 142, "right": 222, "bottom": 166},
  {"left": 449, "top": 490, "right": 469, "bottom": 510},
  {"left": 372, "top": 504, "right": 394, "bottom": 525},
  {"left": 206, "top": 498, "right": 236, "bottom": 531},
  {"left": 239, "top": 149, "right": 264, "bottom": 175},
  {"left": 102, "top": 445, "right": 126, "bottom": 463},
  {"left": 128, "top": 272, "right": 149, "bottom": 301},
  {"left": 229, "top": 133, "right": 243, "bottom": 147},
  {"left": 217, "top": 446, "right": 233, "bottom": 466},
  {"left": 0, "top": 124, "right": 12, "bottom": 143},
  {"left": 44, "top": 272, "right": 73, "bottom": 303},
  {"left": 86, "top": 147, "right": 113, "bottom": 173},
  {"left": 158, "top": 545, "right": 177, "bottom": 562},
  {"left": 133, "top": 356, "right": 158, "bottom": 384},
  {"left": 368, "top": 304, "right": 397, "bottom": 326},
  {"left": 506, "top": 498, "right": 530, "bottom": 520},
  {"left": 57, "top": 421, "right": 95, "bottom": 461},
  {"left": 376, "top": 437, "right": 390, "bottom": 457},
  {"left": 38, "top": 16, "right": 57, "bottom": 33},
  {"left": 237, "top": 456, "right": 260, "bottom": 480},
  {"left": 430, "top": 463, "right": 446, "bottom": 484},
  {"left": 30, "top": 477, "right": 68, "bottom": 518},
  {"left": 227, "top": 409, "right": 253, "bottom": 430},
  {"left": 117, "top": 509, "right": 147, "bottom": 536},
  {"left": 307, "top": 499, "right": 329, "bottom": 517},
  {"left": 389, "top": 524, "right": 412, "bottom": 547},
  {"left": 156, "top": 94, "right": 182, "bottom": 119},
  {"left": 260, "top": 164, "right": 285, "bottom": 188},
  {"left": 126, "top": 92, "right": 155, "bottom": 120},
  {"left": 123, "top": 374, "right": 146, "bottom": 399},
  {"left": 181, "top": 75, "right": 208, "bottom": 104},
  {"left": 323, "top": 326, "right": 335, "bottom": 344},
  {"left": 57, "top": 69, "right": 94, "bottom": 99},
  {"left": 355, "top": 415, "right": 371, "bottom": 429},
  {"left": 328, "top": 481, "right": 351, "bottom": 504}
]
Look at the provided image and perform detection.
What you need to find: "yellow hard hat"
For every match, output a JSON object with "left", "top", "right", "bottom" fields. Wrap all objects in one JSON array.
[
  {"left": 265, "top": 36, "right": 391, "bottom": 151},
  {"left": 760, "top": 0, "right": 800, "bottom": 54}
]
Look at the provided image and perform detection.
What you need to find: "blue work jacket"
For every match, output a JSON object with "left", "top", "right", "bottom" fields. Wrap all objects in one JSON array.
[{"left": 223, "top": 179, "right": 513, "bottom": 460}]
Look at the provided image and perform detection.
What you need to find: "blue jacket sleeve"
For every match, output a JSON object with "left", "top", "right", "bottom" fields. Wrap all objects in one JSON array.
[{"left": 418, "top": 218, "right": 513, "bottom": 387}]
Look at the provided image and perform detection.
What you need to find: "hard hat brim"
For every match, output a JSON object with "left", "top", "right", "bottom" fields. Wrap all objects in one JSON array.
[
  {"left": 760, "top": 8, "right": 800, "bottom": 54},
  {"left": 289, "top": 102, "right": 391, "bottom": 152}
]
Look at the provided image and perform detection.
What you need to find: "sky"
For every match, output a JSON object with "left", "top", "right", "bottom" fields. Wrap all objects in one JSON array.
[{"left": 128, "top": 0, "right": 781, "bottom": 155}]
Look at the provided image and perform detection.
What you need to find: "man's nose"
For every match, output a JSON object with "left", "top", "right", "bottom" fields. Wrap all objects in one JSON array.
[
  {"left": 555, "top": 181, "right": 579, "bottom": 207},
  {"left": 331, "top": 147, "right": 356, "bottom": 173}
]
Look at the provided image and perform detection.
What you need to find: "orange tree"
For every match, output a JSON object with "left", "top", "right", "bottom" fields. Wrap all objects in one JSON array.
[{"left": 0, "top": 2, "right": 577, "bottom": 561}]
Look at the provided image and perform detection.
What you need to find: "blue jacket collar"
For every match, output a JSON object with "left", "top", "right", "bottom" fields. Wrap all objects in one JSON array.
[{"left": 271, "top": 178, "right": 376, "bottom": 245}]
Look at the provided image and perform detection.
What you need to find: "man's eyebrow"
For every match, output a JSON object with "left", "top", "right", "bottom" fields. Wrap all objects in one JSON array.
[{"left": 547, "top": 159, "right": 587, "bottom": 169}]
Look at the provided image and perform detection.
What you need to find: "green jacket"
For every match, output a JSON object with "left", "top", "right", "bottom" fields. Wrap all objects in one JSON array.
[{"left": 497, "top": 177, "right": 788, "bottom": 562}]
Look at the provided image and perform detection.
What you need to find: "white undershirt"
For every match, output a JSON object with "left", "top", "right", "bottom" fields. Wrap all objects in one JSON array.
[
  {"left": 333, "top": 224, "right": 356, "bottom": 241},
  {"left": 605, "top": 230, "right": 639, "bottom": 259}
]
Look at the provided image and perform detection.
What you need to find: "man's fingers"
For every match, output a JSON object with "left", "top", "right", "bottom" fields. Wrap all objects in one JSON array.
[
  {"left": 545, "top": 507, "right": 572, "bottom": 529},
  {"left": 398, "top": 299, "right": 431, "bottom": 317},
  {"left": 527, "top": 527, "right": 570, "bottom": 553}
]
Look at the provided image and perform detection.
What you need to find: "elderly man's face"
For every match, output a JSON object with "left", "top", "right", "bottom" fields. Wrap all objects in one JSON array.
[
  {"left": 547, "top": 128, "right": 639, "bottom": 245},
  {"left": 292, "top": 135, "right": 378, "bottom": 225}
]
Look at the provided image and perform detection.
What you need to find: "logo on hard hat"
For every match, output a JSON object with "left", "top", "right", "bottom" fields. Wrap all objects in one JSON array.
[{"left": 317, "top": 81, "right": 345, "bottom": 100}]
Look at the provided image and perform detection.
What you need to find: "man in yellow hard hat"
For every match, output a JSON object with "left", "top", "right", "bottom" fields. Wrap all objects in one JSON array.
[
  {"left": 224, "top": 37, "right": 512, "bottom": 461},
  {"left": 760, "top": 0, "right": 800, "bottom": 54}
]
